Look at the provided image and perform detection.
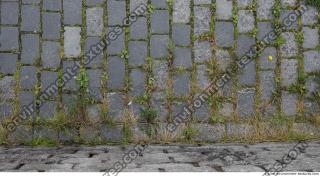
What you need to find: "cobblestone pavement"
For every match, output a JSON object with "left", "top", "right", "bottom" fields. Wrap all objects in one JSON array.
[{"left": 0, "top": 142, "right": 319, "bottom": 172}]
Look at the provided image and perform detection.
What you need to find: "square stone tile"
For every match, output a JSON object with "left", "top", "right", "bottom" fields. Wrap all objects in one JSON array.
[{"left": 0, "top": 54, "right": 17, "bottom": 74}]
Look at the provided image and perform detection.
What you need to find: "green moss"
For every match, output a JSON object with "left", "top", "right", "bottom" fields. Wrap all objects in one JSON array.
[
  {"left": 183, "top": 127, "right": 198, "bottom": 142},
  {"left": 274, "top": 36, "right": 286, "bottom": 47}
]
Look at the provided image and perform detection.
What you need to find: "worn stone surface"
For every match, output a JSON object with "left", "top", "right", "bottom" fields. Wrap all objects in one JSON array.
[
  {"left": 86, "top": 7, "right": 104, "bottom": 36},
  {"left": 64, "top": 27, "right": 81, "bottom": 58},
  {"left": 21, "top": 34, "right": 39, "bottom": 65},
  {"left": 129, "top": 41, "right": 147, "bottom": 66},
  {"left": 173, "top": 47, "right": 192, "bottom": 68},
  {"left": 281, "top": 91, "right": 297, "bottom": 116},
  {"left": 216, "top": 0, "right": 232, "bottom": 20},
  {"left": 238, "top": 10, "right": 254, "bottom": 33},
  {"left": 194, "top": 6, "right": 211, "bottom": 35},
  {"left": 194, "top": 40, "right": 212, "bottom": 62},
  {"left": 281, "top": 59, "right": 298, "bottom": 87},
  {"left": 237, "top": 88, "right": 255, "bottom": 118},
  {"left": 280, "top": 32, "right": 298, "bottom": 58},
  {"left": 173, "top": 0, "right": 190, "bottom": 23},
  {"left": 42, "top": 41, "right": 60, "bottom": 69},
  {"left": 108, "top": 56, "right": 125, "bottom": 90},
  {"left": 215, "top": 22, "right": 234, "bottom": 47},
  {"left": 304, "top": 51, "right": 320, "bottom": 74},
  {"left": 303, "top": 27, "right": 318, "bottom": 49},
  {"left": 151, "top": 10, "right": 169, "bottom": 34},
  {"left": 257, "top": 0, "right": 274, "bottom": 20}
]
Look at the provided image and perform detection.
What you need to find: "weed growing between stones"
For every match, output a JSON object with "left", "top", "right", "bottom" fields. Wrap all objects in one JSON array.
[
  {"left": 306, "top": 0, "right": 320, "bottom": 10},
  {"left": 183, "top": 126, "right": 198, "bottom": 143}
]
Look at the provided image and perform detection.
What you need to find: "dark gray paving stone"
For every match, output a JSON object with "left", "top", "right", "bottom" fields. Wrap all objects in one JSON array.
[
  {"left": 87, "top": 69, "right": 102, "bottom": 100},
  {"left": 304, "top": 51, "right": 320, "bottom": 73},
  {"left": 303, "top": 27, "right": 318, "bottom": 49},
  {"left": 237, "top": 0, "right": 253, "bottom": 8},
  {"left": 107, "top": 92, "right": 124, "bottom": 121},
  {"left": 281, "top": 0, "right": 296, "bottom": 7},
  {"left": 107, "top": 29, "right": 124, "bottom": 55},
  {"left": 151, "top": 35, "right": 169, "bottom": 58},
  {"left": 43, "top": 0, "right": 61, "bottom": 11},
  {"left": 22, "top": 0, "right": 40, "bottom": 4},
  {"left": 215, "top": 49, "right": 231, "bottom": 71},
  {"left": 215, "top": 22, "right": 234, "bottom": 47},
  {"left": 305, "top": 77, "right": 319, "bottom": 97},
  {"left": 130, "top": 17, "right": 148, "bottom": 40},
  {"left": 62, "top": 60, "right": 80, "bottom": 91},
  {"left": 62, "top": 94, "right": 77, "bottom": 111},
  {"left": 130, "top": 0, "right": 148, "bottom": 12},
  {"left": 304, "top": 99, "right": 319, "bottom": 117},
  {"left": 100, "top": 125, "right": 123, "bottom": 142},
  {"left": 21, "top": 34, "right": 39, "bottom": 65},
  {"left": 238, "top": 60, "right": 256, "bottom": 86},
  {"left": 216, "top": 0, "right": 232, "bottom": 20},
  {"left": 196, "top": 65, "right": 209, "bottom": 90},
  {"left": 19, "top": 91, "right": 35, "bottom": 115},
  {"left": 41, "top": 71, "right": 59, "bottom": 96},
  {"left": 107, "top": 0, "right": 126, "bottom": 26},
  {"left": 259, "top": 71, "right": 275, "bottom": 101},
  {"left": 33, "top": 127, "right": 58, "bottom": 140},
  {"left": 87, "top": 104, "right": 101, "bottom": 122},
  {"left": 20, "top": 66, "right": 37, "bottom": 90},
  {"left": 280, "top": 32, "right": 298, "bottom": 58},
  {"left": 302, "top": 6, "right": 318, "bottom": 25},
  {"left": 258, "top": 22, "right": 274, "bottom": 41},
  {"left": 280, "top": 10, "right": 298, "bottom": 30},
  {"left": 39, "top": 101, "right": 57, "bottom": 119},
  {"left": 237, "top": 34, "right": 255, "bottom": 58},
  {"left": 1, "top": 2, "right": 19, "bottom": 25},
  {"left": 86, "top": 7, "right": 104, "bottom": 36},
  {"left": 237, "top": 88, "right": 255, "bottom": 118},
  {"left": 151, "top": 10, "right": 169, "bottom": 34},
  {"left": 0, "top": 53, "right": 17, "bottom": 74},
  {"left": 130, "top": 69, "right": 145, "bottom": 96},
  {"left": 257, "top": 0, "right": 275, "bottom": 20},
  {"left": 64, "top": 27, "right": 81, "bottom": 58},
  {"left": 151, "top": 0, "right": 167, "bottom": 8},
  {"left": 107, "top": 56, "right": 125, "bottom": 90},
  {"left": 87, "top": 0, "right": 105, "bottom": 6},
  {"left": 281, "top": 91, "right": 297, "bottom": 116},
  {"left": 42, "top": 41, "right": 60, "bottom": 69},
  {"left": 0, "top": 103, "right": 13, "bottom": 120},
  {"left": 63, "top": 0, "right": 82, "bottom": 25},
  {"left": 194, "top": 0, "right": 211, "bottom": 5},
  {"left": 194, "top": 40, "right": 212, "bottom": 62},
  {"left": 153, "top": 60, "right": 168, "bottom": 90},
  {"left": 85, "top": 37, "right": 103, "bottom": 68},
  {"left": 193, "top": 102, "right": 210, "bottom": 122},
  {"left": 259, "top": 47, "right": 277, "bottom": 70},
  {"left": 0, "top": 76, "right": 15, "bottom": 101},
  {"left": 173, "top": 0, "right": 190, "bottom": 23},
  {"left": 173, "top": 47, "right": 192, "bottom": 68},
  {"left": 172, "top": 24, "right": 191, "bottom": 46},
  {"left": 128, "top": 41, "right": 147, "bottom": 65},
  {"left": 238, "top": 10, "right": 254, "bottom": 33},
  {"left": 172, "top": 101, "right": 188, "bottom": 117},
  {"left": 194, "top": 6, "right": 211, "bottom": 35},
  {"left": 0, "top": 27, "right": 19, "bottom": 51},
  {"left": 42, "top": 12, "right": 61, "bottom": 40},
  {"left": 173, "top": 72, "right": 190, "bottom": 96},
  {"left": 281, "top": 59, "right": 298, "bottom": 87},
  {"left": 21, "top": 5, "right": 40, "bottom": 32}
]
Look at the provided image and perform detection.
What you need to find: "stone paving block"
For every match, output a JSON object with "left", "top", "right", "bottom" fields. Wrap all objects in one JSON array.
[
  {"left": 87, "top": 104, "right": 101, "bottom": 123},
  {"left": 85, "top": 37, "right": 103, "bottom": 68},
  {"left": 281, "top": 59, "right": 297, "bottom": 87},
  {"left": 303, "top": 27, "right": 318, "bottom": 49},
  {"left": 87, "top": 7, "right": 104, "bottom": 36},
  {"left": 216, "top": 0, "right": 232, "bottom": 20},
  {"left": 281, "top": 91, "right": 297, "bottom": 116},
  {"left": 42, "top": 41, "right": 60, "bottom": 69},
  {"left": 237, "top": 0, "right": 253, "bottom": 8},
  {"left": 281, "top": 0, "right": 296, "bottom": 7},
  {"left": 151, "top": 0, "right": 167, "bottom": 8},
  {"left": 173, "top": 0, "right": 190, "bottom": 23},
  {"left": 107, "top": 29, "right": 124, "bottom": 55},
  {"left": 305, "top": 77, "right": 319, "bottom": 97},
  {"left": 7, "top": 125, "right": 33, "bottom": 144},
  {"left": 22, "top": 0, "right": 40, "bottom": 4},
  {"left": 0, "top": 53, "right": 17, "bottom": 74},
  {"left": 43, "top": 0, "right": 61, "bottom": 11},
  {"left": 0, "top": 103, "right": 13, "bottom": 119},
  {"left": 173, "top": 72, "right": 190, "bottom": 96},
  {"left": 259, "top": 71, "right": 275, "bottom": 101},
  {"left": 238, "top": 10, "right": 254, "bottom": 33},
  {"left": 34, "top": 127, "right": 58, "bottom": 141},
  {"left": 237, "top": 88, "right": 255, "bottom": 118},
  {"left": 193, "top": 101, "right": 210, "bottom": 122},
  {"left": 304, "top": 99, "right": 319, "bottom": 117},
  {"left": 107, "top": 92, "right": 124, "bottom": 121},
  {"left": 62, "top": 60, "right": 79, "bottom": 91},
  {"left": 192, "top": 124, "right": 225, "bottom": 142},
  {"left": 130, "top": 0, "right": 148, "bottom": 12},
  {"left": 217, "top": 80, "right": 233, "bottom": 97},
  {"left": 128, "top": 41, "right": 147, "bottom": 65},
  {"left": 280, "top": 10, "right": 298, "bottom": 30},
  {"left": 151, "top": 92, "right": 167, "bottom": 121},
  {"left": 100, "top": 125, "right": 123, "bottom": 142},
  {"left": 215, "top": 22, "right": 234, "bottom": 47},
  {"left": 172, "top": 101, "right": 188, "bottom": 117},
  {"left": 226, "top": 123, "right": 254, "bottom": 138},
  {"left": 257, "top": 0, "right": 275, "bottom": 20},
  {"left": 302, "top": 6, "right": 318, "bottom": 25},
  {"left": 153, "top": 60, "right": 168, "bottom": 90},
  {"left": 219, "top": 102, "right": 234, "bottom": 117},
  {"left": 64, "top": 27, "right": 81, "bottom": 58},
  {"left": 238, "top": 60, "right": 256, "bottom": 86},
  {"left": 63, "top": 0, "right": 82, "bottom": 25},
  {"left": 151, "top": 35, "right": 169, "bottom": 58},
  {"left": 237, "top": 34, "right": 255, "bottom": 58},
  {"left": 258, "top": 22, "right": 273, "bottom": 41},
  {"left": 42, "top": 12, "right": 61, "bottom": 40},
  {"left": 107, "top": 56, "right": 125, "bottom": 90},
  {"left": 107, "top": 0, "right": 126, "bottom": 26},
  {"left": 280, "top": 32, "right": 298, "bottom": 58},
  {"left": 304, "top": 51, "right": 320, "bottom": 73},
  {"left": 0, "top": 27, "right": 19, "bottom": 51},
  {"left": 172, "top": 24, "right": 191, "bottom": 46},
  {"left": 1, "top": 2, "right": 19, "bottom": 25},
  {"left": 40, "top": 101, "right": 57, "bottom": 119},
  {"left": 130, "top": 17, "right": 147, "bottom": 40},
  {"left": 21, "top": 34, "right": 39, "bottom": 65},
  {"left": 19, "top": 91, "right": 35, "bottom": 108},
  {"left": 87, "top": 0, "right": 105, "bottom": 6},
  {"left": 194, "top": 40, "right": 212, "bottom": 62},
  {"left": 79, "top": 127, "right": 99, "bottom": 143},
  {"left": 151, "top": 10, "right": 169, "bottom": 34},
  {"left": 196, "top": 65, "right": 209, "bottom": 90},
  {"left": 194, "top": 0, "right": 211, "bottom": 5},
  {"left": 20, "top": 66, "right": 37, "bottom": 90},
  {"left": 259, "top": 47, "right": 277, "bottom": 70},
  {"left": 215, "top": 49, "right": 231, "bottom": 72},
  {"left": 62, "top": 93, "right": 77, "bottom": 111},
  {"left": 0, "top": 76, "right": 16, "bottom": 101},
  {"left": 173, "top": 47, "right": 192, "bottom": 68},
  {"left": 21, "top": 5, "right": 40, "bottom": 32},
  {"left": 41, "top": 71, "right": 59, "bottom": 96},
  {"left": 130, "top": 69, "right": 145, "bottom": 96},
  {"left": 194, "top": 6, "right": 211, "bottom": 35}
]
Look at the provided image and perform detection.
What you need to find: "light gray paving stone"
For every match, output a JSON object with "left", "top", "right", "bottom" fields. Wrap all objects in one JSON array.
[
  {"left": 1, "top": 2, "right": 19, "bottom": 25},
  {"left": 87, "top": 0, "right": 105, "bottom": 6},
  {"left": 0, "top": 27, "right": 19, "bottom": 51},
  {"left": 281, "top": 59, "right": 298, "bottom": 87},
  {"left": 42, "top": 12, "right": 61, "bottom": 40},
  {"left": 42, "top": 41, "right": 60, "bottom": 69},
  {"left": 107, "top": 0, "right": 126, "bottom": 26},
  {"left": 39, "top": 101, "right": 56, "bottom": 119},
  {"left": 194, "top": 40, "right": 212, "bottom": 62},
  {"left": 0, "top": 53, "right": 17, "bottom": 74},
  {"left": 194, "top": 6, "right": 211, "bottom": 35},
  {"left": 215, "top": 49, "right": 231, "bottom": 72},
  {"left": 43, "top": 0, "right": 61, "bottom": 11},
  {"left": 20, "top": 66, "right": 37, "bottom": 90},
  {"left": 216, "top": 0, "right": 232, "bottom": 20},
  {"left": 281, "top": 91, "right": 297, "bottom": 116},
  {"left": 130, "top": 0, "right": 148, "bottom": 12},
  {"left": 237, "top": 88, "right": 255, "bottom": 118},
  {"left": 129, "top": 41, "right": 147, "bottom": 65},
  {"left": 303, "top": 27, "right": 318, "bottom": 49},
  {"left": 302, "top": 6, "right": 318, "bottom": 25},
  {"left": 238, "top": 10, "right": 254, "bottom": 33},
  {"left": 85, "top": 37, "right": 103, "bottom": 68},
  {"left": 196, "top": 65, "right": 209, "bottom": 90},
  {"left": 172, "top": 24, "right": 191, "bottom": 46},
  {"left": 259, "top": 71, "right": 275, "bottom": 101},
  {"left": 107, "top": 28, "right": 124, "bottom": 55},
  {"left": 41, "top": 71, "right": 59, "bottom": 96},
  {"left": 0, "top": 76, "right": 16, "bottom": 101},
  {"left": 194, "top": 0, "right": 211, "bottom": 5},
  {"left": 86, "top": 7, "right": 104, "bottom": 36},
  {"left": 21, "top": 34, "right": 39, "bottom": 65},
  {"left": 280, "top": 10, "right": 298, "bottom": 30},
  {"left": 258, "top": 22, "right": 274, "bottom": 41},
  {"left": 64, "top": 27, "right": 81, "bottom": 58},
  {"left": 237, "top": 0, "right": 253, "bottom": 8},
  {"left": 173, "top": 47, "right": 192, "bottom": 68},
  {"left": 303, "top": 51, "right": 320, "bottom": 73},
  {"left": 107, "top": 92, "right": 124, "bottom": 121},
  {"left": 63, "top": 0, "right": 82, "bottom": 25},
  {"left": 281, "top": 0, "right": 296, "bottom": 7},
  {"left": 257, "top": 0, "right": 275, "bottom": 20},
  {"left": 151, "top": 35, "right": 169, "bottom": 58},
  {"left": 151, "top": 10, "right": 169, "bottom": 34},
  {"left": 238, "top": 60, "right": 256, "bottom": 86},
  {"left": 173, "top": 0, "right": 190, "bottom": 23},
  {"left": 130, "top": 17, "right": 148, "bottom": 40},
  {"left": 130, "top": 69, "right": 145, "bottom": 97},
  {"left": 173, "top": 72, "right": 190, "bottom": 96},
  {"left": 192, "top": 124, "right": 225, "bottom": 142},
  {"left": 107, "top": 56, "right": 125, "bottom": 90},
  {"left": 259, "top": 47, "right": 277, "bottom": 70},
  {"left": 215, "top": 22, "right": 234, "bottom": 47},
  {"left": 21, "top": 5, "right": 40, "bottom": 32},
  {"left": 153, "top": 60, "right": 168, "bottom": 90},
  {"left": 280, "top": 32, "right": 298, "bottom": 58}
]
